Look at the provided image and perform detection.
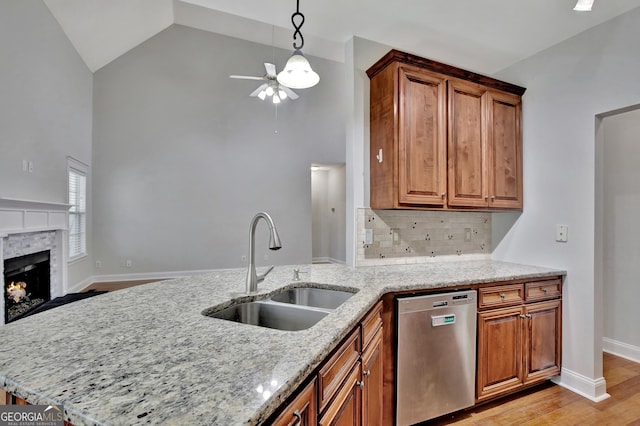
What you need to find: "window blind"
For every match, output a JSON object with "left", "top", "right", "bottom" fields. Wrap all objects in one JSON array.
[{"left": 68, "top": 167, "right": 87, "bottom": 259}]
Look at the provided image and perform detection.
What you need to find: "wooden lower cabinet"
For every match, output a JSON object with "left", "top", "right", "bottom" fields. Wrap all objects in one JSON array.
[
  {"left": 361, "top": 328, "right": 384, "bottom": 426},
  {"left": 319, "top": 362, "right": 362, "bottom": 426},
  {"left": 272, "top": 378, "right": 317, "bottom": 426},
  {"left": 477, "top": 284, "right": 562, "bottom": 402}
]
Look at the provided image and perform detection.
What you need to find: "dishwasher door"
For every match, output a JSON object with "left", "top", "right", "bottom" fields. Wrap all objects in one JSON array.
[{"left": 396, "top": 290, "right": 477, "bottom": 426}]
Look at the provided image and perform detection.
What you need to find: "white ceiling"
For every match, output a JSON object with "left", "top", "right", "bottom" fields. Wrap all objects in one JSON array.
[{"left": 43, "top": 0, "right": 640, "bottom": 74}]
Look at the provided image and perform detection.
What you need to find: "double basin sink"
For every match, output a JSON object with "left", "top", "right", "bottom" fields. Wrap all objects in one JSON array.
[{"left": 204, "top": 286, "right": 356, "bottom": 331}]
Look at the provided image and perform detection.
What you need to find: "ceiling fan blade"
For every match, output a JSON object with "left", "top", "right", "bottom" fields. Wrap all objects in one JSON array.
[
  {"left": 230, "top": 75, "right": 264, "bottom": 81},
  {"left": 264, "top": 63, "right": 276, "bottom": 76},
  {"left": 249, "top": 83, "right": 268, "bottom": 97},
  {"left": 281, "top": 85, "right": 299, "bottom": 100}
]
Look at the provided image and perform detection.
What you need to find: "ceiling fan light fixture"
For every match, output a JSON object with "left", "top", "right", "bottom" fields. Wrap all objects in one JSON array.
[
  {"left": 272, "top": 94, "right": 281, "bottom": 104},
  {"left": 278, "top": 89, "right": 287, "bottom": 100},
  {"left": 574, "top": 0, "right": 594, "bottom": 11},
  {"left": 258, "top": 90, "right": 267, "bottom": 100}
]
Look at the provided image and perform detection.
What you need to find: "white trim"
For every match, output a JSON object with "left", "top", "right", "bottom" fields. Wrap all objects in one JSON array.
[
  {"left": 312, "top": 257, "right": 346, "bottom": 265},
  {"left": 602, "top": 337, "right": 640, "bottom": 364},
  {"left": 551, "top": 368, "right": 610, "bottom": 402}
]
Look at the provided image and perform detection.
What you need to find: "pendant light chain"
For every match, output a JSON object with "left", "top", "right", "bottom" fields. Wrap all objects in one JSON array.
[{"left": 291, "top": 0, "right": 305, "bottom": 50}]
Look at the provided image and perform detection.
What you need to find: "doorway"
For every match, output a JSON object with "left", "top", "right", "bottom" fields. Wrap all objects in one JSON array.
[
  {"left": 311, "top": 163, "right": 346, "bottom": 264},
  {"left": 597, "top": 106, "right": 640, "bottom": 364}
]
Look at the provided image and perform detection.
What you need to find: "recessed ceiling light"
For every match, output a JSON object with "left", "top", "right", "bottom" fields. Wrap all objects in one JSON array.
[{"left": 574, "top": 0, "right": 594, "bottom": 11}]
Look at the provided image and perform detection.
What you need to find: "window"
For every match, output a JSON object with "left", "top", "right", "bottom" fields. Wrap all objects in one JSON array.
[{"left": 68, "top": 157, "right": 88, "bottom": 260}]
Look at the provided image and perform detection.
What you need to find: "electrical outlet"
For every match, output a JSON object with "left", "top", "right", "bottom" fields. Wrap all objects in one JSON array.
[
  {"left": 365, "top": 229, "right": 374, "bottom": 245},
  {"left": 125, "top": 259, "right": 132, "bottom": 268},
  {"left": 241, "top": 255, "right": 247, "bottom": 262},
  {"left": 392, "top": 228, "right": 400, "bottom": 245},
  {"left": 556, "top": 225, "right": 568, "bottom": 242},
  {"left": 95, "top": 260, "right": 102, "bottom": 269},
  {"left": 464, "top": 228, "right": 472, "bottom": 242}
]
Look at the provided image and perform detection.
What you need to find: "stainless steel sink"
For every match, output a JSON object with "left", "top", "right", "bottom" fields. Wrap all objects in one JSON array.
[
  {"left": 270, "top": 287, "right": 355, "bottom": 310},
  {"left": 206, "top": 301, "right": 328, "bottom": 331}
]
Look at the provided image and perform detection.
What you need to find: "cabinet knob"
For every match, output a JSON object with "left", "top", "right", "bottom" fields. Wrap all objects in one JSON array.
[
  {"left": 499, "top": 293, "right": 506, "bottom": 299},
  {"left": 356, "top": 380, "right": 365, "bottom": 389},
  {"left": 526, "top": 314, "right": 532, "bottom": 319},
  {"left": 441, "top": 192, "right": 446, "bottom": 198},
  {"left": 363, "top": 369, "right": 371, "bottom": 376},
  {"left": 542, "top": 288, "right": 548, "bottom": 293},
  {"left": 292, "top": 409, "right": 302, "bottom": 426},
  {"left": 519, "top": 314, "right": 526, "bottom": 319},
  {"left": 485, "top": 195, "right": 489, "bottom": 200},
  {"left": 490, "top": 195, "right": 496, "bottom": 200}
]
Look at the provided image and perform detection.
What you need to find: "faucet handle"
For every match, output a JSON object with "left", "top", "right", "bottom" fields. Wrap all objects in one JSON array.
[{"left": 256, "top": 265, "right": 275, "bottom": 283}]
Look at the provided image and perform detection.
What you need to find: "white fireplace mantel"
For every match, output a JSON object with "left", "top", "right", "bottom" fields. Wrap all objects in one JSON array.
[
  {"left": 0, "top": 197, "right": 70, "bottom": 236},
  {"left": 1, "top": 198, "right": 71, "bottom": 325}
]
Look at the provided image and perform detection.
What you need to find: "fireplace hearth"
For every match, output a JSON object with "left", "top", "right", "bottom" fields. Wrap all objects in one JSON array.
[{"left": 4, "top": 250, "right": 51, "bottom": 323}]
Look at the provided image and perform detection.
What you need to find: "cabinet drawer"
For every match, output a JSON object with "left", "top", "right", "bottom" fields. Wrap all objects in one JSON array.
[
  {"left": 361, "top": 301, "right": 383, "bottom": 351},
  {"left": 318, "top": 328, "right": 361, "bottom": 412},
  {"left": 478, "top": 284, "right": 524, "bottom": 309},
  {"left": 272, "top": 378, "right": 317, "bottom": 426},
  {"left": 525, "top": 279, "right": 562, "bottom": 302}
]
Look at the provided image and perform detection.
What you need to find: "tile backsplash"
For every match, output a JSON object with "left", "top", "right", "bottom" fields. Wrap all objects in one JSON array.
[{"left": 356, "top": 208, "right": 491, "bottom": 266}]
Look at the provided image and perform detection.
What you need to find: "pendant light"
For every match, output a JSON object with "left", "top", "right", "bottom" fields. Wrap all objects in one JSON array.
[{"left": 277, "top": 0, "right": 320, "bottom": 89}]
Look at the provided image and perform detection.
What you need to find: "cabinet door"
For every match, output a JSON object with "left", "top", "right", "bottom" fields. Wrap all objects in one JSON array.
[
  {"left": 361, "top": 328, "right": 383, "bottom": 426},
  {"left": 523, "top": 300, "right": 562, "bottom": 384},
  {"left": 477, "top": 307, "right": 524, "bottom": 401},
  {"left": 397, "top": 67, "right": 447, "bottom": 206},
  {"left": 447, "top": 79, "right": 488, "bottom": 207},
  {"left": 272, "top": 378, "right": 317, "bottom": 426},
  {"left": 319, "top": 362, "right": 362, "bottom": 426},
  {"left": 486, "top": 90, "right": 523, "bottom": 209}
]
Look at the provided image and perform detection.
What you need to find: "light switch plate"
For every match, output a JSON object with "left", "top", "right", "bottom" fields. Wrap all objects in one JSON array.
[
  {"left": 556, "top": 225, "right": 568, "bottom": 242},
  {"left": 365, "top": 229, "right": 374, "bottom": 245}
]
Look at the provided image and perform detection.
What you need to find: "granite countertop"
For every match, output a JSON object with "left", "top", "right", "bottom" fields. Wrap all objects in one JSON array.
[{"left": 0, "top": 260, "right": 564, "bottom": 425}]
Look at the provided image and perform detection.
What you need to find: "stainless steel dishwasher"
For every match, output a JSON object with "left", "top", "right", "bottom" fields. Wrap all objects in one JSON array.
[{"left": 396, "top": 290, "right": 477, "bottom": 425}]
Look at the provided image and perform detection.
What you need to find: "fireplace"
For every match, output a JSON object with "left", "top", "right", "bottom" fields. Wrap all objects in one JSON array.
[{"left": 4, "top": 250, "right": 51, "bottom": 323}]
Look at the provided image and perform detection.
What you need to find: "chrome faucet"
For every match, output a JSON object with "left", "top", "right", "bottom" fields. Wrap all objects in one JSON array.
[{"left": 246, "top": 212, "right": 282, "bottom": 293}]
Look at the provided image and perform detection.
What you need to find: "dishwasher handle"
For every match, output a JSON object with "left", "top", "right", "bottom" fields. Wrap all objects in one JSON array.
[{"left": 431, "top": 314, "right": 456, "bottom": 327}]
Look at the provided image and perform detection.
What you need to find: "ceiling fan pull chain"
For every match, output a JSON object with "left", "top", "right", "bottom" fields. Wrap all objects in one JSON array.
[{"left": 291, "top": 0, "right": 305, "bottom": 50}]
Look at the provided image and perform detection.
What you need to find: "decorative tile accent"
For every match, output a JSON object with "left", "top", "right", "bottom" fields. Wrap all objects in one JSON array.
[{"left": 356, "top": 208, "right": 491, "bottom": 266}]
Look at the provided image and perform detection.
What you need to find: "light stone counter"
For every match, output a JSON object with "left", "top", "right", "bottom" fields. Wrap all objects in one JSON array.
[{"left": 0, "top": 260, "right": 564, "bottom": 425}]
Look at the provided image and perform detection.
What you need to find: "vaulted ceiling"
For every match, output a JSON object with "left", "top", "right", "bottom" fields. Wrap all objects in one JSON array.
[{"left": 43, "top": 0, "right": 640, "bottom": 74}]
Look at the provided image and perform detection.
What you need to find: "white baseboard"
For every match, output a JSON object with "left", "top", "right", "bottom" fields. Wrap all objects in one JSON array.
[
  {"left": 552, "top": 368, "right": 610, "bottom": 402},
  {"left": 602, "top": 337, "right": 640, "bottom": 363},
  {"left": 68, "top": 269, "right": 218, "bottom": 292}
]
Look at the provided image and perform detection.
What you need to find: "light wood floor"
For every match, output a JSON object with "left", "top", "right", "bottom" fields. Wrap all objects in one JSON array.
[
  {"left": 429, "top": 352, "right": 640, "bottom": 425},
  {"left": 70, "top": 281, "right": 640, "bottom": 424},
  {"left": 81, "top": 279, "right": 161, "bottom": 292}
]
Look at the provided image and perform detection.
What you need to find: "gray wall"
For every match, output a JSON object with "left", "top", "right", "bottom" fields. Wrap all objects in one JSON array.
[
  {"left": 92, "top": 25, "right": 346, "bottom": 276},
  {"left": 602, "top": 108, "right": 640, "bottom": 351},
  {"left": 0, "top": 0, "right": 94, "bottom": 285},
  {"left": 492, "top": 7, "right": 640, "bottom": 395}
]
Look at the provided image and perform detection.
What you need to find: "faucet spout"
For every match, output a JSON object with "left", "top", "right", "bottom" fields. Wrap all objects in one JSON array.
[{"left": 246, "top": 212, "right": 282, "bottom": 293}]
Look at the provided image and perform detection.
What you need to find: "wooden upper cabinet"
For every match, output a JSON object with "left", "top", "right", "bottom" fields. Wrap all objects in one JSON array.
[
  {"left": 398, "top": 67, "right": 447, "bottom": 206},
  {"left": 486, "top": 91, "right": 523, "bottom": 209},
  {"left": 447, "top": 79, "right": 487, "bottom": 207},
  {"left": 367, "top": 49, "right": 525, "bottom": 211}
]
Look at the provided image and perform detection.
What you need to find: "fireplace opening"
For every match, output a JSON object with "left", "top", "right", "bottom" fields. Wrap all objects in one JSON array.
[{"left": 4, "top": 250, "right": 51, "bottom": 323}]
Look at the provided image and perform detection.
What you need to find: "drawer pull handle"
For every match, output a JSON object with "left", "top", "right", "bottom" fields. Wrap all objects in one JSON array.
[
  {"left": 542, "top": 288, "right": 548, "bottom": 293},
  {"left": 356, "top": 380, "right": 365, "bottom": 389},
  {"left": 519, "top": 314, "right": 526, "bottom": 319},
  {"left": 499, "top": 293, "right": 506, "bottom": 299},
  {"left": 363, "top": 369, "right": 371, "bottom": 376},
  {"left": 293, "top": 409, "right": 302, "bottom": 426}
]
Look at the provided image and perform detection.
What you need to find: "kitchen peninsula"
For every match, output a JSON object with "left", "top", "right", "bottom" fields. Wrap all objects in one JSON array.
[{"left": 0, "top": 260, "right": 564, "bottom": 425}]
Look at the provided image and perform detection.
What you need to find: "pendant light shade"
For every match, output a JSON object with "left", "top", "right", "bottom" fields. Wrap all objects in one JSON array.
[
  {"left": 277, "top": 50, "right": 320, "bottom": 89},
  {"left": 277, "top": 0, "right": 319, "bottom": 89}
]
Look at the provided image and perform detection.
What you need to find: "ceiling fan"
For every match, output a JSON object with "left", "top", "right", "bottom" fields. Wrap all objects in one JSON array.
[{"left": 230, "top": 63, "right": 299, "bottom": 104}]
